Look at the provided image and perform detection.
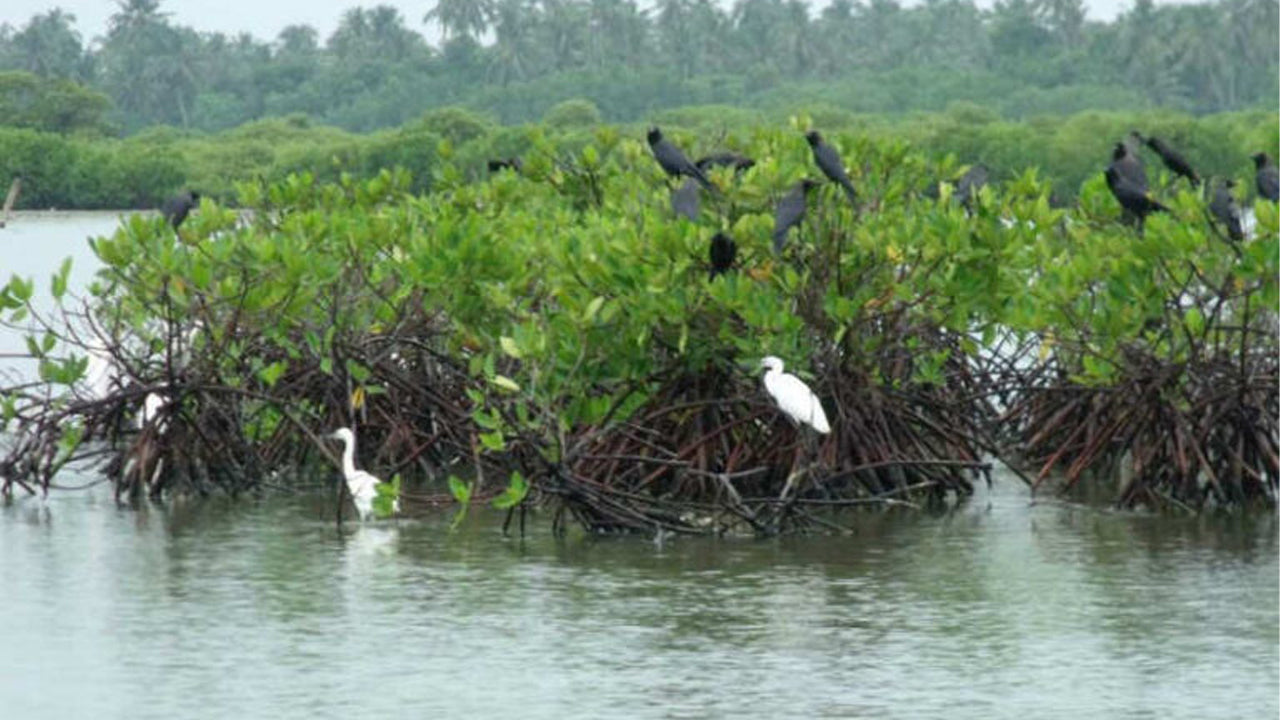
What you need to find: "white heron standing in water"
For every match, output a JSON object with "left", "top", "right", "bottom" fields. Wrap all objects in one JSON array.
[
  {"left": 329, "top": 427, "right": 398, "bottom": 521},
  {"left": 760, "top": 356, "right": 831, "bottom": 434}
]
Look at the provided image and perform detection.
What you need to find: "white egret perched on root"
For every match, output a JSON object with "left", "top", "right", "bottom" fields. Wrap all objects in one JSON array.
[
  {"left": 329, "top": 427, "right": 398, "bottom": 521},
  {"left": 137, "top": 392, "right": 167, "bottom": 431},
  {"left": 760, "top": 356, "right": 830, "bottom": 434}
]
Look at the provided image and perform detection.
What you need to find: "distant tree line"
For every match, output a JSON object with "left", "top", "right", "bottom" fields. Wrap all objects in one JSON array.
[
  {"left": 0, "top": 0, "right": 1276, "bottom": 134},
  {"left": 1, "top": 101, "right": 1273, "bottom": 210}
]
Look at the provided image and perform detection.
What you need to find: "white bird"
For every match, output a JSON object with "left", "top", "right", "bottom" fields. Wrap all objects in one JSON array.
[
  {"left": 760, "top": 356, "right": 831, "bottom": 434},
  {"left": 137, "top": 391, "right": 167, "bottom": 431},
  {"left": 81, "top": 344, "right": 118, "bottom": 401},
  {"left": 329, "top": 427, "right": 398, "bottom": 521}
]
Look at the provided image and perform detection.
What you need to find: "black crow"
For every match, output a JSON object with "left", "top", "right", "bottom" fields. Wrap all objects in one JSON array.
[
  {"left": 773, "top": 179, "right": 819, "bottom": 253},
  {"left": 647, "top": 127, "right": 715, "bottom": 190},
  {"left": 1144, "top": 136, "right": 1199, "bottom": 186},
  {"left": 1253, "top": 152, "right": 1279, "bottom": 202},
  {"left": 695, "top": 152, "right": 756, "bottom": 174},
  {"left": 804, "top": 130, "right": 857, "bottom": 203},
  {"left": 1208, "top": 179, "right": 1244, "bottom": 242},
  {"left": 709, "top": 232, "right": 737, "bottom": 279},
  {"left": 161, "top": 190, "right": 200, "bottom": 229},
  {"left": 1105, "top": 167, "right": 1167, "bottom": 221},
  {"left": 1109, "top": 142, "right": 1148, "bottom": 192},
  {"left": 955, "top": 164, "right": 989, "bottom": 211},
  {"left": 671, "top": 178, "right": 700, "bottom": 221},
  {"left": 488, "top": 157, "right": 522, "bottom": 173}
]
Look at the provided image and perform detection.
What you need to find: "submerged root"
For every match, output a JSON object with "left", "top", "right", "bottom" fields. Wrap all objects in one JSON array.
[
  {"left": 1008, "top": 348, "right": 1278, "bottom": 510},
  {"left": 539, "top": 357, "right": 991, "bottom": 536}
]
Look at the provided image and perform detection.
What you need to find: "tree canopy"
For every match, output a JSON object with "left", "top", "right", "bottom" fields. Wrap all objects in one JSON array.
[{"left": 0, "top": 0, "right": 1275, "bottom": 133}]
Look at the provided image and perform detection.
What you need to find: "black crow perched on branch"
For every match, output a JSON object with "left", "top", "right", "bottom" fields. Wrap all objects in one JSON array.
[
  {"left": 773, "top": 179, "right": 819, "bottom": 253},
  {"left": 647, "top": 127, "right": 715, "bottom": 190},
  {"left": 1105, "top": 167, "right": 1167, "bottom": 224},
  {"left": 804, "top": 130, "right": 857, "bottom": 203},
  {"left": 1109, "top": 141, "right": 1148, "bottom": 192},
  {"left": 709, "top": 232, "right": 737, "bottom": 279},
  {"left": 488, "top": 157, "right": 522, "bottom": 173},
  {"left": 161, "top": 190, "right": 200, "bottom": 229},
  {"left": 955, "top": 164, "right": 989, "bottom": 211},
  {"left": 1209, "top": 179, "right": 1244, "bottom": 242},
  {"left": 1144, "top": 136, "right": 1199, "bottom": 186},
  {"left": 1253, "top": 152, "right": 1279, "bottom": 202}
]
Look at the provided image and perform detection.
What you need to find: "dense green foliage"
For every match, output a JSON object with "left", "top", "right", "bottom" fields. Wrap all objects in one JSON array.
[
  {"left": 0, "top": 105, "right": 1275, "bottom": 210},
  {"left": 0, "top": 0, "right": 1275, "bottom": 133},
  {"left": 2, "top": 122, "right": 1275, "bottom": 514}
]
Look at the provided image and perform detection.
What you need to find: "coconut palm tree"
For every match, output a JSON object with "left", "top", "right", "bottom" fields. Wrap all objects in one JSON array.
[
  {"left": 9, "top": 9, "right": 86, "bottom": 80},
  {"left": 425, "top": 0, "right": 494, "bottom": 42}
]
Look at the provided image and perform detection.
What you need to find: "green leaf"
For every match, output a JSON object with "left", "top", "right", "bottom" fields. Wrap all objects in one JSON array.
[
  {"left": 257, "top": 360, "right": 287, "bottom": 387},
  {"left": 491, "top": 471, "right": 529, "bottom": 509},
  {"left": 479, "top": 430, "right": 506, "bottom": 451},
  {"left": 9, "top": 275, "right": 33, "bottom": 303},
  {"left": 1184, "top": 307, "right": 1204, "bottom": 336},
  {"left": 499, "top": 336, "right": 522, "bottom": 359},
  {"left": 51, "top": 258, "right": 71, "bottom": 301},
  {"left": 582, "top": 296, "right": 605, "bottom": 322},
  {"left": 448, "top": 475, "right": 472, "bottom": 504},
  {"left": 372, "top": 474, "right": 402, "bottom": 518},
  {"left": 346, "top": 359, "right": 371, "bottom": 384},
  {"left": 491, "top": 374, "right": 520, "bottom": 392}
]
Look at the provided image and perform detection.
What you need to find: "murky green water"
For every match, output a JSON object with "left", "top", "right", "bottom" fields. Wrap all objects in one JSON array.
[
  {"left": 1, "top": 214, "right": 1277, "bottom": 718},
  {"left": 2, "top": 476, "right": 1276, "bottom": 718}
]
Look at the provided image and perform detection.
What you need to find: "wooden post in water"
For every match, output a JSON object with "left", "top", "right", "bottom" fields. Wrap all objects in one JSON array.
[{"left": 0, "top": 177, "right": 20, "bottom": 228}]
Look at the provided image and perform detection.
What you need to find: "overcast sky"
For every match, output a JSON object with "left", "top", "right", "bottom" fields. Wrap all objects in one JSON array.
[{"left": 3, "top": 0, "right": 1167, "bottom": 45}]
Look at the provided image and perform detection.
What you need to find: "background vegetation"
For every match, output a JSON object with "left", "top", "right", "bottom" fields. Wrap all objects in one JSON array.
[
  {"left": 0, "top": 0, "right": 1275, "bottom": 134},
  {"left": 0, "top": 103, "right": 1275, "bottom": 210}
]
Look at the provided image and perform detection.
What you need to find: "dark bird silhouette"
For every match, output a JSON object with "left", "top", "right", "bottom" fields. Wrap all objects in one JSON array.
[
  {"left": 671, "top": 178, "right": 700, "bottom": 221},
  {"left": 1105, "top": 167, "right": 1167, "bottom": 223},
  {"left": 1109, "top": 141, "right": 1148, "bottom": 192},
  {"left": 487, "top": 157, "right": 522, "bottom": 173},
  {"left": 695, "top": 152, "right": 755, "bottom": 174},
  {"left": 804, "top": 130, "right": 857, "bottom": 203},
  {"left": 161, "top": 190, "right": 200, "bottom": 229},
  {"left": 773, "top": 179, "right": 819, "bottom": 253},
  {"left": 647, "top": 127, "right": 715, "bottom": 190},
  {"left": 1144, "top": 136, "right": 1199, "bottom": 186},
  {"left": 1208, "top": 179, "right": 1244, "bottom": 242},
  {"left": 1253, "top": 152, "right": 1279, "bottom": 202},
  {"left": 955, "top": 164, "right": 989, "bottom": 211},
  {"left": 709, "top": 232, "right": 737, "bottom": 279}
]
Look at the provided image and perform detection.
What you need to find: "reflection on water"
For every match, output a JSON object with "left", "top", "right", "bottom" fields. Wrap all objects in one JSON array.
[{"left": 1, "top": 472, "right": 1275, "bottom": 719}]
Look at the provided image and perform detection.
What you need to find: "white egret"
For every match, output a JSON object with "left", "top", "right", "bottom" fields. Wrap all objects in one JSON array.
[
  {"left": 329, "top": 427, "right": 398, "bottom": 521},
  {"left": 81, "top": 344, "right": 118, "bottom": 401},
  {"left": 137, "top": 391, "right": 167, "bottom": 431},
  {"left": 760, "top": 356, "right": 830, "bottom": 434},
  {"left": 133, "top": 323, "right": 202, "bottom": 432}
]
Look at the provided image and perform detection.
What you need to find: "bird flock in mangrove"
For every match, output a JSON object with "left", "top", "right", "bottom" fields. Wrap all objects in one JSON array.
[{"left": 148, "top": 125, "right": 1276, "bottom": 521}]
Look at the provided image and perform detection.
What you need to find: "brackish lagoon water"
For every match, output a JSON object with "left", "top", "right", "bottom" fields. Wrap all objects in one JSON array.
[
  {"left": 2, "top": 476, "right": 1276, "bottom": 719},
  {"left": 1, "top": 213, "right": 1277, "bottom": 719}
]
